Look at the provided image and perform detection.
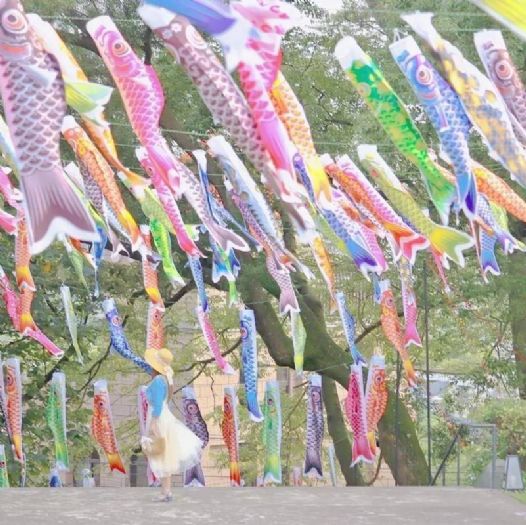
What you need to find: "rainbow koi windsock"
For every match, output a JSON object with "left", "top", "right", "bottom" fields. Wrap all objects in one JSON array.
[
  {"left": 92, "top": 379, "right": 126, "bottom": 474},
  {"left": 61, "top": 117, "right": 142, "bottom": 251},
  {"left": 182, "top": 386, "right": 209, "bottom": 487},
  {"left": 470, "top": 1, "right": 526, "bottom": 41},
  {"left": 137, "top": 386, "right": 158, "bottom": 487},
  {"left": 364, "top": 355, "right": 387, "bottom": 456},
  {"left": 304, "top": 374, "right": 324, "bottom": 479},
  {"left": 487, "top": 198, "right": 525, "bottom": 254},
  {"left": 334, "top": 36, "right": 456, "bottom": 223},
  {"left": 335, "top": 291, "right": 366, "bottom": 365},
  {"left": 221, "top": 386, "right": 241, "bottom": 487},
  {"left": 146, "top": 301, "right": 165, "bottom": 351},
  {"left": 46, "top": 372, "right": 69, "bottom": 471},
  {"left": 149, "top": 218, "right": 185, "bottom": 287},
  {"left": 263, "top": 379, "right": 282, "bottom": 485},
  {"left": 474, "top": 30, "right": 526, "bottom": 140},
  {"left": 345, "top": 364, "right": 374, "bottom": 466},
  {"left": 270, "top": 71, "right": 332, "bottom": 204},
  {"left": 291, "top": 311, "right": 306, "bottom": 377},
  {"left": 403, "top": 13, "right": 526, "bottom": 189},
  {"left": 138, "top": 7, "right": 316, "bottom": 242},
  {"left": 390, "top": 36, "right": 478, "bottom": 219},
  {"left": 87, "top": 17, "right": 184, "bottom": 195},
  {"left": 324, "top": 154, "right": 429, "bottom": 264},
  {"left": 358, "top": 144, "right": 473, "bottom": 267},
  {"left": 0, "top": 444, "right": 9, "bottom": 487},
  {"left": 5, "top": 357, "right": 22, "bottom": 463},
  {"left": 240, "top": 308, "right": 263, "bottom": 422},
  {"left": 103, "top": 298, "right": 153, "bottom": 374},
  {"left": 196, "top": 305, "right": 235, "bottom": 375},
  {"left": 60, "top": 285, "right": 83, "bottom": 364},
  {"left": 398, "top": 257, "right": 422, "bottom": 348},
  {"left": 140, "top": 225, "right": 164, "bottom": 308},
  {"left": 136, "top": 148, "right": 202, "bottom": 258},
  {"left": 0, "top": 3, "right": 97, "bottom": 253},
  {"left": 377, "top": 279, "right": 417, "bottom": 387}
]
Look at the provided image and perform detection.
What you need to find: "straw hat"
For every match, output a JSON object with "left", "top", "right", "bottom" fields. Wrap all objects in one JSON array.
[{"left": 144, "top": 347, "right": 174, "bottom": 382}]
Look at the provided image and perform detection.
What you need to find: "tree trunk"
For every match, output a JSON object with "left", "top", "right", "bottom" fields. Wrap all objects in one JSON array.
[
  {"left": 322, "top": 376, "right": 364, "bottom": 485},
  {"left": 240, "top": 274, "right": 429, "bottom": 485},
  {"left": 508, "top": 252, "right": 526, "bottom": 399}
]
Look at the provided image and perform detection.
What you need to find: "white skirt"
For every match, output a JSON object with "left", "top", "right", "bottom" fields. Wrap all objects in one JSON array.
[{"left": 147, "top": 402, "right": 203, "bottom": 478}]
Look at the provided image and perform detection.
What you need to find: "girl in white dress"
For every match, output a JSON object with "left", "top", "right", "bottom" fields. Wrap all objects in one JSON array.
[{"left": 143, "top": 347, "right": 202, "bottom": 502}]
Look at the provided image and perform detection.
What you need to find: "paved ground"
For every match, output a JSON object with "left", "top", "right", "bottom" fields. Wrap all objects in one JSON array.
[{"left": 0, "top": 487, "right": 524, "bottom": 524}]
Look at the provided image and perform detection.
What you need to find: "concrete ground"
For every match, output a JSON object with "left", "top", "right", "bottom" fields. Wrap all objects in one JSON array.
[{"left": 0, "top": 487, "right": 525, "bottom": 524}]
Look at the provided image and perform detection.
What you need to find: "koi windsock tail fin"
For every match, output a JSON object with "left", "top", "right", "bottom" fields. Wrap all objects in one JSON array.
[
  {"left": 25, "top": 327, "right": 65, "bottom": 358},
  {"left": 367, "top": 431, "right": 377, "bottom": 456},
  {"left": 304, "top": 449, "right": 323, "bottom": 479},
  {"left": 351, "top": 435, "right": 375, "bottom": 467},
  {"left": 264, "top": 455, "right": 281, "bottom": 485},
  {"left": 107, "top": 452, "right": 126, "bottom": 474},
  {"left": 279, "top": 286, "right": 300, "bottom": 316},
  {"left": 118, "top": 168, "right": 150, "bottom": 193},
  {"left": 117, "top": 209, "right": 142, "bottom": 253},
  {"left": 404, "top": 319, "right": 423, "bottom": 349},
  {"left": 246, "top": 391, "right": 264, "bottom": 423},
  {"left": 208, "top": 222, "right": 250, "bottom": 254},
  {"left": 403, "top": 359, "right": 418, "bottom": 388},
  {"left": 64, "top": 80, "right": 113, "bottom": 119},
  {"left": 12, "top": 434, "right": 23, "bottom": 462},
  {"left": 229, "top": 461, "right": 241, "bottom": 487},
  {"left": 345, "top": 236, "right": 380, "bottom": 279},
  {"left": 428, "top": 224, "right": 473, "bottom": 267},
  {"left": 21, "top": 168, "right": 98, "bottom": 255},
  {"left": 384, "top": 222, "right": 429, "bottom": 264},
  {"left": 16, "top": 266, "right": 35, "bottom": 292},
  {"left": 459, "top": 173, "right": 478, "bottom": 220},
  {"left": 479, "top": 230, "right": 500, "bottom": 279},
  {"left": 184, "top": 463, "right": 206, "bottom": 487},
  {"left": 305, "top": 157, "right": 333, "bottom": 206}
]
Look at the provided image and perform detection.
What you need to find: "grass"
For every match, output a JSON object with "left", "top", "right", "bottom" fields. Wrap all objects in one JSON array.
[{"left": 513, "top": 491, "right": 526, "bottom": 504}]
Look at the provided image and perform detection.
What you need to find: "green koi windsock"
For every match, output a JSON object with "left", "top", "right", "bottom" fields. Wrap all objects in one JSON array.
[
  {"left": 263, "top": 380, "right": 282, "bottom": 485},
  {"left": 46, "top": 372, "right": 69, "bottom": 471}
]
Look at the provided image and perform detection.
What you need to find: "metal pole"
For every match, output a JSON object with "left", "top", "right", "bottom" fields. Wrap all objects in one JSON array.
[
  {"left": 394, "top": 353, "right": 401, "bottom": 486},
  {"left": 423, "top": 258, "right": 432, "bottom": 484},
  {"left": 457, "top": 439, "right": 461, "bottom": 486},
  {"left": 491, "top": 425, "right": 497, "bottom": 489}
]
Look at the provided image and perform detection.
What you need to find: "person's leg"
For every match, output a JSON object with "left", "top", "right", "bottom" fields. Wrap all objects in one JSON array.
[{"left": 161, "top": 476, "right": 172, "bottom": 500}]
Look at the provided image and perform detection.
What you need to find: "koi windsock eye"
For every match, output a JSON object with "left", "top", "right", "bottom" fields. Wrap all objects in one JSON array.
[
  {"left": 494, "top": 59, "right": 513, "bottom": 81},
  {"left": 415, "top": 64, "right": 433, "bottom": 86},
  {"left": 2, "top": 9, "right": 28, "bottom": 34},
  {"left": 111, "top": 39, "right": 130, "bottom": 57}
]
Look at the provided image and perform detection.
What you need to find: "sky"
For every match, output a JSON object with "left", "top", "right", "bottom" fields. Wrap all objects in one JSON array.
[{"left": 313, "top": 0, "right": 344, "bottom": 13}]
